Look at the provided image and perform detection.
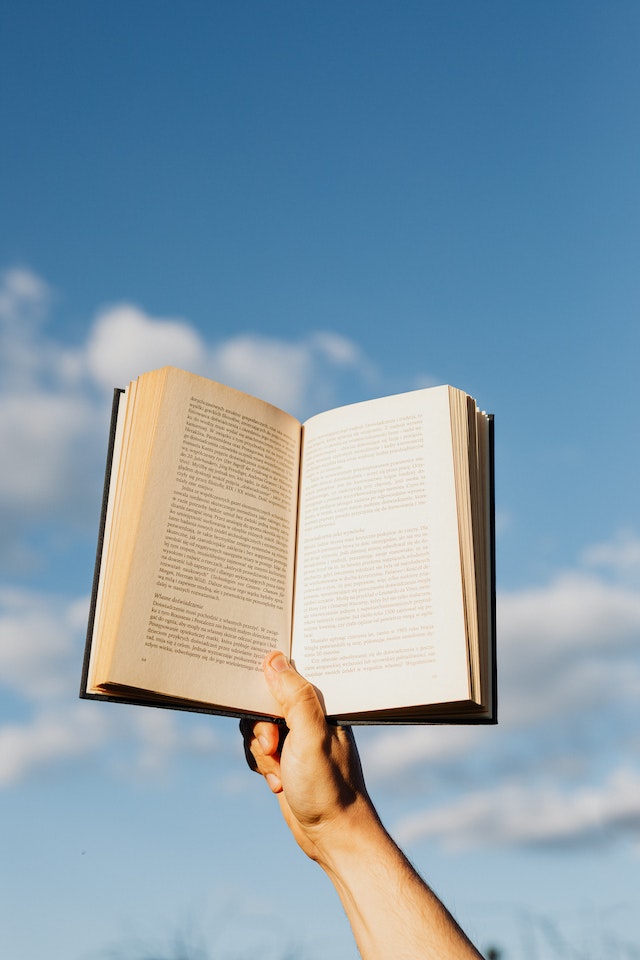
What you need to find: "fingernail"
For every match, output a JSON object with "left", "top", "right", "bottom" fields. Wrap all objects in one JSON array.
[
  {"left": 258, "top": 734, "right": 270, "bottom": 751},
  {"left": 265, "top": 772, "right": 281, "bottom": 792},
  {"left": 270, "top": 652, "right": 290, "bottom": 672}
]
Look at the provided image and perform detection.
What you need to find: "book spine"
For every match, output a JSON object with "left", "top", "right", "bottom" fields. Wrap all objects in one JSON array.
[{"left": 79, "top": 388, "right": 124, "bottom": 697}]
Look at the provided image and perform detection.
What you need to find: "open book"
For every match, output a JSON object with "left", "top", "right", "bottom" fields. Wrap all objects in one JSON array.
[{"left": 81, "top": 367, "right": 496, "bottom": 724}]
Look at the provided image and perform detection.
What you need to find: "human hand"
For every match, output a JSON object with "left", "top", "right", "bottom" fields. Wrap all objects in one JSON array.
[
  {"left": 241, "top": 654, "right": 484, "bottom": 960},
  {"left": 240, "top": 651, "right": 376, "bottom": 864}
]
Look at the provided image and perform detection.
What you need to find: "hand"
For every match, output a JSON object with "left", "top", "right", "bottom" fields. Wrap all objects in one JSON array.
[
  {"left": 241, "top": 653, "right": 484, "bottom": 959},
  {"left": 240, "top": 651, "right": 375, "bottom": 863}
]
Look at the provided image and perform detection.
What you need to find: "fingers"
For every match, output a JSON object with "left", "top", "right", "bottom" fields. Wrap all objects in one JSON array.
[
  {"left": 239, "top": 717, "right": 288, "bottom": 793},
  {"left": 262, "top": 652, "right": 326, "bottom": 736},
  {"left": 254, "top": 720, "right": 283, "bottom": 756},
  {"left": 240, "top": 652, "right": 326, "bottom": 798}
]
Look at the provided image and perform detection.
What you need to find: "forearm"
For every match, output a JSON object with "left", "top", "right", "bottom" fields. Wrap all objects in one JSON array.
[
  {"left": 314, "top": 801, "right": 483, "bottom": 960},
  {"left": 243, "top": 657, "right": 482, "bottom": 959}
]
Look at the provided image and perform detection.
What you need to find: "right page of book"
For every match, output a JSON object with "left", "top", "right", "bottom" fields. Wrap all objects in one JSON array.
[{"left": 292, "top": 386, "right": 470, "bottom": 717}]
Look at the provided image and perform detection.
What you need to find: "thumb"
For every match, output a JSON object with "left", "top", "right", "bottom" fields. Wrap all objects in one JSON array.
[{"left": 262, "top": 652, "right": 326, "bottom": 735}]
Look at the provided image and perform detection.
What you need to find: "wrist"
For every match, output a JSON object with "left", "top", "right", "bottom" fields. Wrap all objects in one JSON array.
[{"left": 310, "top": 793, "right": 390, "bottom": 875}]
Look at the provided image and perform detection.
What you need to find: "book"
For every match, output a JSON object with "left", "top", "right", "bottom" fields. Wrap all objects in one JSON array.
[{"left": 80, "top": 366, "right": 496, "bottom": 724}]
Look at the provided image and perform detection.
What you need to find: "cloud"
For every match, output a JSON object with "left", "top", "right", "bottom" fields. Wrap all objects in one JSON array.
[
  {"left": 394, "top": 766, "right": 640, "bottom": 850},
  {"left": 364, "top": 547, "right": 640, "bottom": 780},
  {"left": 210, "top": 334, "right": 314, "bottom": 412},
  {"left": 0, "top": 269, "right": 105, "bottom": 566},
  {"left": 7, "top": 262, "right": 637, "bottom": 832},
  {"left": 310, "top": 330, "right": 371, "bottom": 369},
  {"left": 0, "top": 264, "right": 394, "bottom": 784},
  {"left": 129, "top": 705, "right": 220, "bottom": 777},
  {"left": 0, "top": 266, "right": 50, "bottom": 323},
  {"left": 0, "top": 266, "right": 386, "bottom": 568},
  {"left": 361, "top": 725, "right": 483, "bottom": 780},
  {"left": 0, "top": 588, "right": 87, "bottom": 701},
  {"left": 85, "top": 303, "right": 206, "bottom": 390},
  {"left": 500, "top": 571, "right": 640, "bottom": 658},
  {"left": 0, "top": 393, "right": 96, "bottom": 511},
  {"left": 582, "top": 529, "right": 640, "bottom": 583},
  {"left": 0, "top": 703, "right": 109, "bottom": 787},
  {"left": 498, "top": 570, "right": 640, "bottom": 726},
  {"left": 361, "top": 535, "right": 640, "bottom": 849},
  {"left": 0, "top": 266, "right": 52, "bottom": 390},
  {"left": 0, "top": 583, "right": 222, "bottom": 787},
  {"left": 0, "top": 695, "right": 221, "bottom": 788},
  {"left": 0, "top": 388, "right": 102, "bottom": 571},
  {"left": 209, "top": 329, "right": 376, "bottom": 414}
]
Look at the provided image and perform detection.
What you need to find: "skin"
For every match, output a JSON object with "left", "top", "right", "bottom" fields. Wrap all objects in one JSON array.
[{"left": 241, "top": 651, "right": 484, "bottom": 960}]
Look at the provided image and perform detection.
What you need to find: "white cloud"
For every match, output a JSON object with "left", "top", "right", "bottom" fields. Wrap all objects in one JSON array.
[
  {"left": 582, "top": 529, "right": 640, "bottom": 581},
  {"left": 86, "top": 303, "right": 206, "bottom": 390},
  {"left": 394, "top": 765, "right": 640, "bottom": 849},
  {"left": 497, "top": 569, "right": 640, "bottom": 726},
  {"left": 210, "top": 334, "right": 313, "bottom": 412},
  {"left": 0, "top": 266, "right": 50, "bottom": 322},
  {"left": 7, "top": 263, "right": 639, "bottom": 822},
  {"left": 0, "top": 582, "right": 223, "bottom": 786},
  {"left": 0, "top": 703, "right": 109, "bottom": 787},
  {"left": 0, "top": 393, "right": 97, "bottom": 510},
  {"left": 0, "top": 588, "right": 87, "bottom": 701},
  {"left": 360, "top": 725, "right": 483, "bottom": 781},
  {"left": 209, "top": 329, "right": 374, "bottom": 415},
  {"left": 0, "top": 269, "right": 105, "bottom": 563},
  {"left": 130, "top": 706, "right": 219, "bottom": 776},
  {"left": 0, "top": 263, "right": 432, "bottom": 788},
  {"left": 0, "top": 696, "right": 219, "bottom": 788},
  {"left": 0, "top": 267, "right": 383, "bottom": 535},
  {"left": 0, "top": 266, "right": 52, "bottom": 390},
  {"left": 363, "top": 545, "right": 640, "bottom": 782},
  {"left": 500, "top": 571, "right": 640, "bottom": 657},
  {"left": 82, "top": 307, "right": 377, "bottom": 415},
  {"left": 1, "top": 580, "right": 215, "bottom": 784},
  {"left": 0, "top": 267, "right": 388, "bottom": 567},
  {"left": 310, "top": 330, "right": 370, "bottom": 368},
  {"left": 362, "top": 535, "right": 640, "bottom": 850},
  {"left": 0, "top": 386, "right": 102, "bottom": 569}
]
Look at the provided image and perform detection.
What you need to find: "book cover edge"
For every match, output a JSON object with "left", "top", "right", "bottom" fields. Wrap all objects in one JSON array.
[{"left": 79, "top": 388, "right": 124, "bottom": 699}]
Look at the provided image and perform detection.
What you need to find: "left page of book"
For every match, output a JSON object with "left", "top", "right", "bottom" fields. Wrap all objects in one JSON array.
[{"left": 87, "top": 367, "right": 301, "bottom": 717}]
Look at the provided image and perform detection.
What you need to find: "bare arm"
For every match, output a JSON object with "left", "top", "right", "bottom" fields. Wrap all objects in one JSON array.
[{"left": 241, "top": 652, "right": 483, "bottom": 960}]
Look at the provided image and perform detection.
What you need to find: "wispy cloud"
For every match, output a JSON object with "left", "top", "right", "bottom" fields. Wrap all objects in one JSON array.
[
  {"left": 394, "top": 766, "right": 640, "bottom": 850},
  {"left": 361, "top": 534, "right": 640, "bottom": 849},
  {"left": 0, "top": 266, "right": 53, "bottom": 390},
  {"left": 3, "top": 263, "right": 638, "bottom": 857},
  {"left": 0, "top": 691, "right": 222, "bottom": 788},
  {"left": 498, "top": 570, "right": 640, "bottom": 724},
  {"left": 0, "top": 264, "right": 388, "bottom": 786},
  {"left": 209, "top": 329, "right": 377, "bottom": 414},
  {"left": 0, "top": 588, "right": 87, "bottom": 700},
  {"left": 582, "top": 528, "right": 640, "bottom": 582},
  {"left": 0, "top": 265, "right": 383, "bottom": 568},
  {"left": 0, "top": 267, "right": 105, "bottom": 569},
  {"left": 0, "top": 703, "right": 109, "bottom": 787},
  {"left": 0, "top": 580, "right": 221, "bottom": 787}
]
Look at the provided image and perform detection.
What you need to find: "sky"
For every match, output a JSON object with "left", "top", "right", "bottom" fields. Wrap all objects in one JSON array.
[{"left": 1, "top": 2, "right": 639, "bottom": 958}]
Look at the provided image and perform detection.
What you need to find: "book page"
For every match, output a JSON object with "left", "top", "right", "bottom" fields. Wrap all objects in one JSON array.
[
  {"left": 292, "top": 387, "right": 470, "bottom": 717},
  {"left": 105, "top": 368, "right": 301, "bottom": 717}
]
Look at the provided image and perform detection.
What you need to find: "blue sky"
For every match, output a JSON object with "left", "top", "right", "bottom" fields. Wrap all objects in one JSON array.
[{"left": 1, "top": 3, "right": 639, "bottom": 958}]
